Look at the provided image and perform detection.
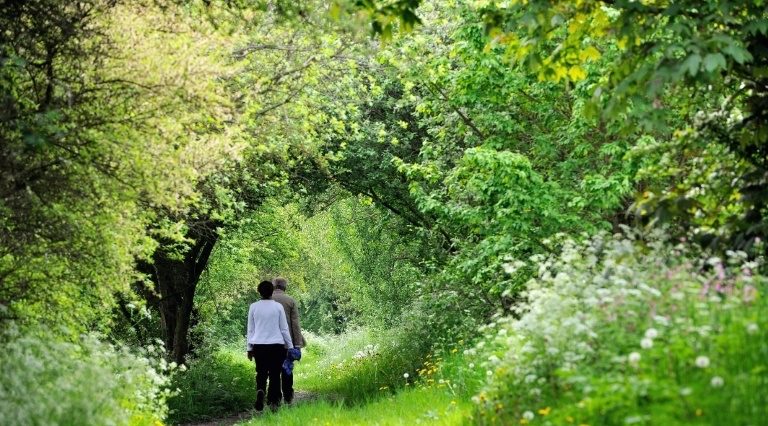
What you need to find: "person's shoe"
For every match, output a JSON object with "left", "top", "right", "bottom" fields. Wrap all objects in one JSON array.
[{"left": 254, "top": 390, "right": 265, "bottom": 412}]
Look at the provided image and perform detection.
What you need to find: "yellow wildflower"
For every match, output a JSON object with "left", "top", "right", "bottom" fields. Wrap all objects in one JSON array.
[
  {"left": 520, "top": 419, "right": 529, "bottom": 425},
  {"left": 538, "top": 406, "right": 551, "bottom": 416}
]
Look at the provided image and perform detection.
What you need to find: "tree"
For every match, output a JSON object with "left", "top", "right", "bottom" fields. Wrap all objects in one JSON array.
[
  {"left": 125, "top": 0, "right": 379, "bottom": 363},
  {"left": 0, "top": 0, "right": 239, "bottom": 332}
]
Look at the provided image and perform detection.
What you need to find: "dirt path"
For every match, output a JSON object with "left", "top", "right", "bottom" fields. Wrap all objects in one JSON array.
[{"left": 180, "top": 390, "right": 317, "bottom": 426}]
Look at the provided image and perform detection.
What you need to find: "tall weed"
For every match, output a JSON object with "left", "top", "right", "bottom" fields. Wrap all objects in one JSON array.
[
  {"left": 0, "top": 327, "right": 172, "bottom": 426},
  {"left": 471, "top": 231, "right": 768, "bottom": 425}
]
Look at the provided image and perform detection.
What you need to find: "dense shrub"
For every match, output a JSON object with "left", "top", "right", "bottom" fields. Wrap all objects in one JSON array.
[
  {"left": 471, "top": 231, "right": 768, "bottom": 425},
  {"left": 0, "top": 328, "right": 172, "bottom": 426},
  {"left": 166, "top": 347, "right": 254, "bottom": 424}
]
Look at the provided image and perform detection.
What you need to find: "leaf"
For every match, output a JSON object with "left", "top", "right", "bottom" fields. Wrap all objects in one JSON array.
[
  {"left": 681, "top": 53, "right": 702, "bottom": 77},
  {"left": 723, "top": 44, "right": 753, "bottom": 65},
  {"left": 568, "top": 65, "right": 587, "bottom": 80},
  {"left": 703, "top": 53, "right": 726, "bottom": 72},
  {"left": 579, "top": 46, "right": 601, "bottom": 62}
]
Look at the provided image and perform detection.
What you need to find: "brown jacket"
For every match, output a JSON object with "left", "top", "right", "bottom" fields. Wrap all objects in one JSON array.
[{"left": 272, "top": 289, "right": 306, "bottom": 348}]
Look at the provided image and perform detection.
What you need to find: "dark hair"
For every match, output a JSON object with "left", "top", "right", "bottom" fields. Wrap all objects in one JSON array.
[{"left": 257, "top": 280, "right": 274, "bottom": 299}]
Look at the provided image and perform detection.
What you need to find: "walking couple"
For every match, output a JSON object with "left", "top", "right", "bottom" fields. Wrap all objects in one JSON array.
[{"left": 246, "top": 277, "right": 306, "bottom": 413}]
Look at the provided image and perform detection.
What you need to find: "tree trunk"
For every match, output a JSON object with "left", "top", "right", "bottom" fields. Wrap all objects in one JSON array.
[{"left": 147, "top": 228, "right": 219, "bottom": 365}]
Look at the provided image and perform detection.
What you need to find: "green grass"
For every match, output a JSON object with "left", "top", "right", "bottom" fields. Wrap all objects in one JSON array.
[
  {"left": 168, "top": 327, "right": 482, "bottom": 425},
  {"left": 238, "top": 386, "right": 473, "bottom": 426}
]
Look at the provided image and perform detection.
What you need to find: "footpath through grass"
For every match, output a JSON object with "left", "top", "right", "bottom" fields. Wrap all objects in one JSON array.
[{"left": 169, "top": 328, "right": 482, "bottom": 426}]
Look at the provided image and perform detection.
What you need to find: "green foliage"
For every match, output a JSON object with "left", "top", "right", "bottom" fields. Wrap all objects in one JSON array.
[
  {"left": 193, "top": 201, "right": 304, "bottom": 345},
  {"left": 471, "top": 0, "right": 768, "bottom": 250},
  {"left": 470, "top": 231, "right": 768, "bottom": 425},
  {"left": 167, "top": 346, "right": 254, "bottom": 424},
  {"left": 297, "top": 325, "right": 482, "bottom": 405},
  {"left": 0, "top": 326, "right": 174, "bottom": 426},
  {"left": 356, "top": 2, "right": 643, "bottom": 330},
  {"left": 0, "top": 0, "right": 241, "bottom": 331},
  {"left": 320, "top": 199, "right": 423, "bottom": 328}
]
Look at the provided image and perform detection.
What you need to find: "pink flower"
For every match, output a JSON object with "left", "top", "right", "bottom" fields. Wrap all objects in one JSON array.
[
  {"left": 743, "top": 268, "right": 752, "bottom": 276},
  {"left": 744, "top": 285, "right": 756, "bottom": 303}
]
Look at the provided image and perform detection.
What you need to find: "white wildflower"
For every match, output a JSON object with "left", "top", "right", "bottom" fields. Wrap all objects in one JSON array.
[
  {"left": 522, "top": 411, "right": 535, "bottom": 420},
  {"left": 628, "top": 352, "right": 641, "bottom": 364},
  {"left": 403, "top": 373, "right": 409, "bottom": 379},
  {"left": 468, "top": 363, "right": 475, "bottom": 368},
  {"left": 710, "top": 376, "right": 724, "bottom": 388},
  {"left": 640, "top": 338, "right": 653, "bottom": 349},
  {"left": 695, "top": 356, "right": 710, "bottom": 368},
  {"left": 680, "top": 387, "right": 692, "bottom": 396},
  {"left": 644, "top": 328, "right": 658, "bottom": 339},
  {"left": 747, "top": 323, "right": 759, "bottom": 334},
  {"left": 486, "top": 370, "right": 493, "bottom": 376}
]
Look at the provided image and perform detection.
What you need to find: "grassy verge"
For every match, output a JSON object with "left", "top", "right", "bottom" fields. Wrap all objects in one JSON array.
[
  {"left": 241, "top": 386, "right": 472, "bottom": 426},
  {"left": 167, "top": 327, "right": 483, "bottom": 425}
]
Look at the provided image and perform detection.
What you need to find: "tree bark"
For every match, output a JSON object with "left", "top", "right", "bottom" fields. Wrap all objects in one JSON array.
[{"left": 147, "top": 227, "right": 219, "bottom": 365}]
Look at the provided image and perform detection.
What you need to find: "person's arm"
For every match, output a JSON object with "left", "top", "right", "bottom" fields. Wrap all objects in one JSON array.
[
  {"left": 278, "top": 306, "right": 294, "bottom": 349},
  {"left": 289, "top": 302, "right": 306, "bottom": 348},
  {"left": 246, "top": 304, "right": 255, "bottom": 359}
]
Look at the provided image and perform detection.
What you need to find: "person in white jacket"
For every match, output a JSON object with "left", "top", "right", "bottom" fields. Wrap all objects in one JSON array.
[{"left": 247, "top": 280, "right": 293, "bottom": 412}]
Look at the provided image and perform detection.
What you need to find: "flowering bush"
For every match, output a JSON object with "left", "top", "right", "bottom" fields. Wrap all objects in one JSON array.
[
  {"left": 471, "top": 231, "right": 768, "bottom": 425},
  {"left": 0, "top": 327, "right": 173, "bottom": 426}
]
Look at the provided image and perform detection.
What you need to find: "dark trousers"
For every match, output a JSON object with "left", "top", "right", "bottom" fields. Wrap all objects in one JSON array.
[
  {"left": 281, "top": 368, "right": 293, "bottom": 402},
  {"left": 253, "top": 344, "right": 286, "bottom": 407}
]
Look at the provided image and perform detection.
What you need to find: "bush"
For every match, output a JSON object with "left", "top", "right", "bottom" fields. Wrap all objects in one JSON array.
[
  {"left": 299, "top": 324, "right": 485, "bottom": 405},
  {"left": 471, "top": 231, "right": 768, "bottom": 425},
  {"left": 166, "top": 346, "right": 254, "bottom": 424},
  {"left": 0, "top": 327, "right": 172, "bottom": 426}
]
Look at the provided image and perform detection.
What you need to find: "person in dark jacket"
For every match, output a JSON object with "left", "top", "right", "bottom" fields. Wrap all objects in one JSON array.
[{"left": 272, "top": 277, "right": 306, "bottom": 404}]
